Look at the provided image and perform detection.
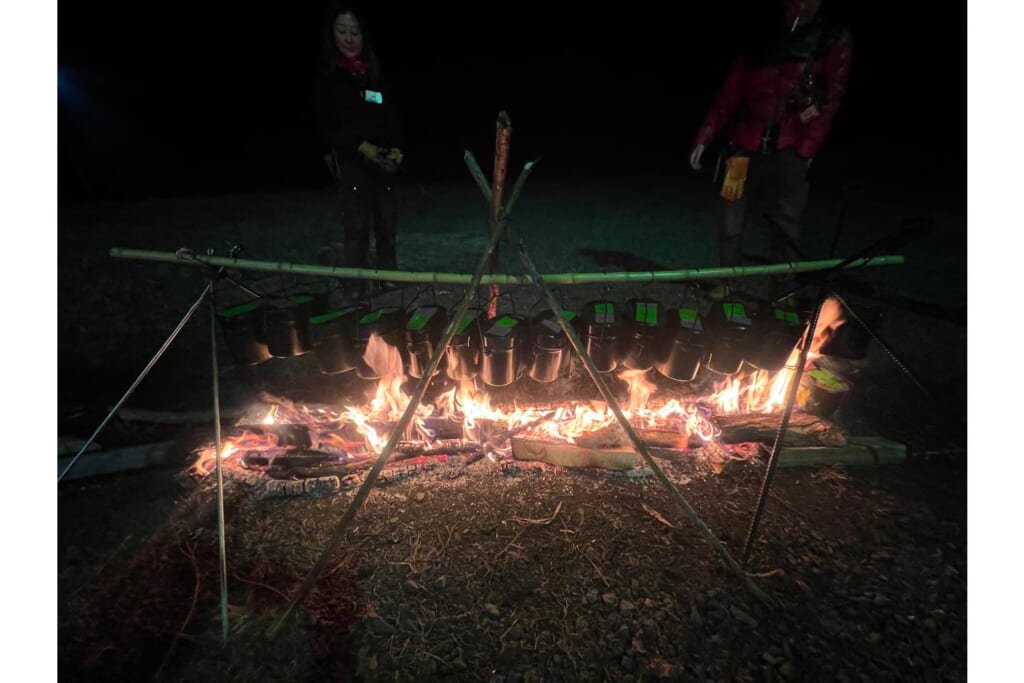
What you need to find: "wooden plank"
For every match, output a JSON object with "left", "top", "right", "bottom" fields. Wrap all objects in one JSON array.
[
  {"left": 510, "top": 438, "right": 639, "bottom": 470},
  {"left": 777, "top": 437, "right": 906, "bottom": 468}
]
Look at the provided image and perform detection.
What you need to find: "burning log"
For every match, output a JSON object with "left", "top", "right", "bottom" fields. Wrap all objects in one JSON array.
[{"left": 572, "top": 412, "right": 845, "bottom": 451}]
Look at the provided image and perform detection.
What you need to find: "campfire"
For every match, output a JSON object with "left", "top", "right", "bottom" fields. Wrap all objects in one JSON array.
[{"left": 192, "top": 297, "right": 851, "bottom": 490}]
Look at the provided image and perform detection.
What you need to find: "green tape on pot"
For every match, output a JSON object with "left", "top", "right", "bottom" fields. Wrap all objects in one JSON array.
[
  {"left": 407, "top": 307, "right": 435, "bottom": 331},
  {"left": 593, "top": 302, "right": 615, "bottom": 324},
  {"left": 723, "top": 303, "right": 751, "bottom": 325},
  {"left": 360, "top": 310, "right": 384, "bottom": 325},
  {"left": 497, "top": 316, "right": 518, "bottom": 328},
  {"left": 218, "top": 301, "right": 261, "bottom": 318},
  {"left": 808, "top": 368, "right": 848, "bottom": 392},
  {"left": 786, "top": 312, "right": 800, "bottom": 325},
  {"left": 774, "top": 308, "right": 786, "bottom": 320},
  {"left": 311, "top": 309, "right": 353, "bottom": 325},
  {"left": 634, "top": 303, "right": 658, "bottom": 325},
  {"left": 456, "top": 315, "right": 476, "bottom": 335},
  {"left": 679, "top": 308, "right": 702, "bottom": 330},
  {"left": 290, "top": 295, "right": 314, "bottom": 304},
  {"left": 562, "top": 311, "right": 577, "bottom": 322}
]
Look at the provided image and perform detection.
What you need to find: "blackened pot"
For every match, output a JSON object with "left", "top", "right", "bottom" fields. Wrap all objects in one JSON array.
[
  {"left": 264, "top": 295, "right": 316, "bottom": 358},
  {"left": 311, "top": 305, "right": 366, "bottom": 374},
  {"left": 217, "top": 300, "right": 272, "bottom": 365}
]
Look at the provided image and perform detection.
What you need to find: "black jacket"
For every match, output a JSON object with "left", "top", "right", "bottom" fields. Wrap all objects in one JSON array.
[{"left": 314, "top": 62, "right": 402, "bottom": 167}]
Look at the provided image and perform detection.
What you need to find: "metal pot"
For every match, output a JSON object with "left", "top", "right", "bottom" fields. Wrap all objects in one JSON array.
[
  {"left": 620, "top": 299, "right": 663, "bottom": 371},
  {"left": 405, "top": 305, "right": 448, "bottom": 379},
  {"left": 481, "top": 314, "right": 527, "bottom": 387},
  {"left": 446, "top": 308, "right": 484, "bottom": 381},
  {"left": 351, "top": 306, "right": 406, "bottom": 380},
  {"left": 311, "top": 305, "right": 366, "bottom": 374},
  {"left": 655, "top": 306, "right": 708, "bottom": 382},
  {"left": 746, "top": 306, "right": 803, "bottom": 372},
  {"left": 798, "top": 365, "right": 851, "bottom": 418},
  {"left": 527, "top": 310, "right": 575, "bottom": 383},
  {"left": 580, "top": 300, "right": 619, "bottom": 373},
  {"left": 217, "top": 300, "right": 272, "bottom": 365},
  {"left": 264, "top": 295, "right": 315, "bottom": 358},
  {"left": 705, "top": 301, "right": 753, "bottom": 376}
]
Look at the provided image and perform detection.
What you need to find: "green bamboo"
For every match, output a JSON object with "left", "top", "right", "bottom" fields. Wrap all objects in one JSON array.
[
  {"left": 109, "top": 248, "right": 904, "bottom": 286},
  {"left": 514, "top": 238, "right": 775, "bottom": 608}
]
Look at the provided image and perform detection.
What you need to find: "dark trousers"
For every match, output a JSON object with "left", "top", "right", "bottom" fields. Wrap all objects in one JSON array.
[
  {"left": 336, "top": 163, "right": 399, "bottom": 272},
  {"left": 717, "top": 148, "right": 810, "bottom": 268}
]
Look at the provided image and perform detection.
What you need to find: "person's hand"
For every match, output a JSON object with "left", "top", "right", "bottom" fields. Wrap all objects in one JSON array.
[
  {"left": 356, "top": 140, "right": 380, "bottom": 162},
  {"left": 689, "top": 144, "right": 705, "bottom": 171},
  {"left": 385, "top": 148, "right": 404, "bottom": 166}
]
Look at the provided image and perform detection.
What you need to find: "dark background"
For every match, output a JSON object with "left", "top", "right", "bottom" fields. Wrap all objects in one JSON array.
[{"left": 57, "top": 0, "right": 966, "bottom": 202}]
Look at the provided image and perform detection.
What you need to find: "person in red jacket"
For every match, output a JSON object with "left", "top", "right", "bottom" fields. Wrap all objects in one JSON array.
[{"left": 689, "top": 0, "right": 852, "bottom": 294}]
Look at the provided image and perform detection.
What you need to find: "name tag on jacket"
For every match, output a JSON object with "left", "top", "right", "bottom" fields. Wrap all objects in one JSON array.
[{"left": 362, "top": 89, "right": 383, "bottom": 104}]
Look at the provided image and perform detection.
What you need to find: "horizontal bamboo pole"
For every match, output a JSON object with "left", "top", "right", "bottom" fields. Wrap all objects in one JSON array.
[{"left": 109, "top": 248, "right": 904, "bottom": 286}]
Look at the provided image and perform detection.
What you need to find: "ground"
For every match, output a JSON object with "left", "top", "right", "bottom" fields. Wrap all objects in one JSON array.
[{"left": 58, "top": 156, "right": 967, "bottom": 681}]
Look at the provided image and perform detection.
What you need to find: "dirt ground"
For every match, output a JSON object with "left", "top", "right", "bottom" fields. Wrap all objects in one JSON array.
[{"left": 57, "top": 170, "right": 967, "bottom": 681}]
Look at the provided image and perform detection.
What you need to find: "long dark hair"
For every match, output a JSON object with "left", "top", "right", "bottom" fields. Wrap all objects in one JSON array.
[{"left": 320, "top": 3, "right": 381, "bottom": 84}]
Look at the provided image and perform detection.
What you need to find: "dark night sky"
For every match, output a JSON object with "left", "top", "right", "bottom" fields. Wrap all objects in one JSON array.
[{"left": 57, "top": 0, "right": 966, "bottom": 201}]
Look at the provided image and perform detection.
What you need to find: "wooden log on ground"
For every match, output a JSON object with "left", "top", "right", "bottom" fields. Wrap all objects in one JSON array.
[
  {"left": 115, "top": 407, "right": 248, "bottom": 425},
  {"left": 57, "top": 441, "right": 181, "bottom": 480},
  {"left": 714, "top": 412, "right": 847, "bottom": 447},
  {"left": 511, "top": 438, "right": 639, "bottom": 470}
]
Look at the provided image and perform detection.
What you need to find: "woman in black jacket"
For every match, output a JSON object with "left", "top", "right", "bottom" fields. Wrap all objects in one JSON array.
[{"left": 315, "top": 4, "right": 402, "bottom": 280}]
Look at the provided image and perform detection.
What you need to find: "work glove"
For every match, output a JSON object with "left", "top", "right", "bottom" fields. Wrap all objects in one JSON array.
[
  {"left": 689, "top": 144, "right": 705, "bottom": 171},
  {"left": 358, "top": 140, "right": 383, "bottom": 162},
  {"left": 385, "top": 147, "right": 404, "bottom": 166}
]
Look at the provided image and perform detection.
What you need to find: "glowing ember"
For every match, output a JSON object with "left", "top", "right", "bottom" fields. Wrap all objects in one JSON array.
[{"left": 192, "top": 299, "right": 847, "bottom": 477}]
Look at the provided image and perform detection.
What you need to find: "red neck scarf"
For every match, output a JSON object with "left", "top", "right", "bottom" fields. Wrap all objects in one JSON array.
[{"left": 336, "top": 54, "right": 367, "bottom": 75}]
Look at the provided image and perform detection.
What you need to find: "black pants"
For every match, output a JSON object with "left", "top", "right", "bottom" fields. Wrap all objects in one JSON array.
[
  {"left": 717, "top": 148, "right": 810, "bottom": 268},
  {"left": 335, "top": 163, "right": 399, "bottom": 271}
]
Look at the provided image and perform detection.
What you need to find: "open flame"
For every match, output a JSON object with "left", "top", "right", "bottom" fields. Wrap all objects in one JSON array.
[{"left": 193, "top": 299, "right": 847, "bottom": 476}]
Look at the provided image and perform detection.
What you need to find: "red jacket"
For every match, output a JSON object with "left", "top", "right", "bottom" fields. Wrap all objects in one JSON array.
[{"left": 694, "top": 22, "right": 852, "bottom": 159}]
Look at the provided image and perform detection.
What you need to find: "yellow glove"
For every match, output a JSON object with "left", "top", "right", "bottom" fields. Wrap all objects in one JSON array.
[
  {"left": 719, "top": 156, "right": 749, "bottom": 201},
  {"left": 357, "top": 140, "right": 382, "bottom": 161},
  {"left": 386, "top": 148, "right": 403, "bottom": 165}
]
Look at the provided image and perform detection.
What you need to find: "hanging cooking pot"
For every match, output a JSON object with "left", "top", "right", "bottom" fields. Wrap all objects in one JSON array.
[
  {"left": 311, "top": 305, "right": 366, "bottom": 374},
  {"left": 446, "top": 308, "right": 484, "bottom": 381},
  {"left": 798, "top": 365, "right": 852, "bottom": 419},
  {"left": 527, "top": 309, "right": 575, "bottom": 383},
  {"left": 705, "top": 300, "right": 753, "bottom": 375},
  {"left": 480, "top": 314, "right": 527, "bottom": 387},
  {"left": 655, "top": 306, "right": 708, "bottom": 382},
  {"left": 580, "top": 300, "right": 619, "bottom": 373},
  {"left": 405, "top": 305, "right": 448, "bottom": 379},
  {"left": 351, "top": 306, "right": 406, "bottom": 380},
  {"left": 264, "top": 295, "right": 316, "bottom": 358},
  {"left": 746, "top": 305, "right": 803, "bottom": 372},
  {"left": 620, "top": 298, "right": 662, "bottom": 372},
  {"left": 217, "top": 300, "right": 272, "bottom": 365}
]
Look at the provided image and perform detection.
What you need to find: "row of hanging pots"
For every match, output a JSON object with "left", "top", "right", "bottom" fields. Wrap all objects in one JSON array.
[
  {"left": 219, "top": 294, "right": 868, "bottom": 405},
  {"left": 217, "top": 293, "right": 329, "bottom": 365}
]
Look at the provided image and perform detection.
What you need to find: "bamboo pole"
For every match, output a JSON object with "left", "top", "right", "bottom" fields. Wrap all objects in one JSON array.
[
  {"left": 210, "top": 299, "right": 230, "bottom": 642},
  {"left": 514, "top": 238, "right": 775, "bottom": 608},
  {"left": 109, "top": 248, "right": 904, "bottom": 286},
  {"left": 266, "top": 161, "right": 537, "bottom": 640},
  {"left": 489, "top": 112, "right": 512, "bottom": 319}
]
